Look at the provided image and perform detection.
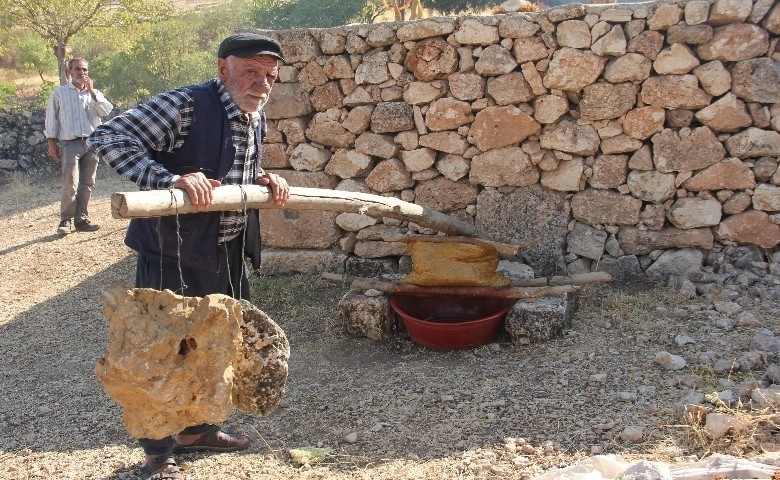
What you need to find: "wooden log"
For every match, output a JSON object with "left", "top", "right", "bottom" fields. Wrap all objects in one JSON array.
[
  {"left": 321, "top": 273, "right": 579, "bottom": 299},
  {"left": 321, "top": 271, "right": 611, "bottom": 288},
  {"left": 347, "top": 278, "right": 578, "bottom": 299},
  {"left": 112, "top": 185, "right": 478, "bottom": 237}
]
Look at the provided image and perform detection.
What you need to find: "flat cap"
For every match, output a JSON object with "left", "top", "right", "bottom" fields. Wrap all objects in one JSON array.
[{"left": 218, "top": 33, "right": 284, "bottom": 61}]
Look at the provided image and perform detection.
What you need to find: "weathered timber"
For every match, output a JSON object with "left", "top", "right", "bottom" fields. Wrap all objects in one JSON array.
[
  {"left": 320, "top": 273, "right": 578, "bottom": 299},
  {"left": 321, "top": 271, "right": 611, "bottom": 288},
  {"left": 112, "top": 185, "right": 478, "bottom": 237}
]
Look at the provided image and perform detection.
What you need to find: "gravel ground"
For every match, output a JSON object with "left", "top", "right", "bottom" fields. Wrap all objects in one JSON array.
[{"left": 1, "top": 169, "right": 779, "bottom": 480}]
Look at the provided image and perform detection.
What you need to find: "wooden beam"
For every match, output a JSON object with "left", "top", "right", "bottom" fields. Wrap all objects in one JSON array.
[
  {"left": 111, "top": 185, "right": 479, "bottom": 237},
  {"left": 346, "top": 277, "right": 579, "bottom": 299},
  {"left": 322, "top": 271, "right": 611, "bottom": 288}
]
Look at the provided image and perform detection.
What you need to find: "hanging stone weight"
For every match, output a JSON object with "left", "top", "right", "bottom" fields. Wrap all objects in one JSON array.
[{"left": 95, "top": 287, "right": 289, "bottom": 440}]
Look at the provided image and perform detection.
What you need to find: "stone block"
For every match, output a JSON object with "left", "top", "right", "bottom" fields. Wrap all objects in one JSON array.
[
  {"left": 337, "top": 291, "right": 396, "bottom": 341},
  {"left": 504, "top": 293, "right": 574, "bottom": 344}
]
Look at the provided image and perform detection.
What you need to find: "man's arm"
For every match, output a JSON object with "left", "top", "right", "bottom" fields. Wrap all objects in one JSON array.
[{"left": 87, "top": 89, "right": 194, "bottom": 190}]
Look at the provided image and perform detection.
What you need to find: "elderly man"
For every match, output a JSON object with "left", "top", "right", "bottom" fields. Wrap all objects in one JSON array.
[{"left": 88, "top": 33, "right": 290, "bottom": 480}]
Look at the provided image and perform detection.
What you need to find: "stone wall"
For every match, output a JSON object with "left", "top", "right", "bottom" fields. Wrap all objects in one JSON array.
[
  {"left": 0, "top": 110, "right": 52, "bottom": 175},
  {"left": 257, "top": 0, "right": 780, "bottom": 280},
  {"left": 2, "top": 0, "right": 778, "bottom": 282}
]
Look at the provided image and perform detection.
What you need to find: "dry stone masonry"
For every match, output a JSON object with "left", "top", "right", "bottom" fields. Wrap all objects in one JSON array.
[{"left": 256, "top": 0, "right": 780, "bottom": 285}]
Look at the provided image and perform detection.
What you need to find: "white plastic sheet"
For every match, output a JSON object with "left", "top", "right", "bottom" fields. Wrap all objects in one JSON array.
[{"left": 533, "top": 454, "right": 778, "bottom": 480}]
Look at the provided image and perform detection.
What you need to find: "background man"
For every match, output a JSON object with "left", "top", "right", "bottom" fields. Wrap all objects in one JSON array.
[
  {"left": 44, "top": 57, "right": 113, "bottom": 235},
  {"left": 88, "top": 33, "right": 290, "bottom": 480}
]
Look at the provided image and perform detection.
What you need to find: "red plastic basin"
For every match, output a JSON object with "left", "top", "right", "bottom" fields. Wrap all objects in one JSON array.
[{"left": 390, "top": 294, "right": 517, "bottom": 350}]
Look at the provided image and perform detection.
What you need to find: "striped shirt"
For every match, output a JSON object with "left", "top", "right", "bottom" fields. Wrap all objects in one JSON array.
[
  {"left": 44, "top": 83, "right": 113, "bottom": 140},
  {"left": 87, "top": 78, "right": 266, "bottom": 243}
]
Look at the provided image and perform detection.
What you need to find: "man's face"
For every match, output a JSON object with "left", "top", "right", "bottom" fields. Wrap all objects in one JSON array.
[
  {"left": 219, "top": 55, "right": 279, "bottom": 113},
  {"left": 68, "top": 60, "right": 89, "bottom": 84}
]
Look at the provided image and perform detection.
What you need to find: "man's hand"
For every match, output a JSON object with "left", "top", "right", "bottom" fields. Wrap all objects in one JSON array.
[
  {"left": 46, "top": 140, "right": 60, "bottom": 161},
  {"left": 174, "top": 172, "right": 221, "bottom": 209},
  {"left": 256, "top": 172, "right": 289, "bottom": 206}
]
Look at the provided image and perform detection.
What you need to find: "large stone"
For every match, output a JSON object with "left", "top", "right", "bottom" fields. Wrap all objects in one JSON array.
[
  {"left": 640, "top": 75, "right": 712, "bottom": 110},
  {"left": 591, "top": 25, "right": 627, "bottom": 57},
  {"left": 396, "top": 19, "right": 456, "bottom": 41},
  {"left": 365, "top": 158, "right": 415, "bottom": 193},
  {"left": 355, "top": 132, "right": 398, "bottom": 159},
  {"left": 476, "top": 187, "right": 568, "bottom": 276},
  {"left": 567, "top": 223, "right": 607, "bottom": 260},
  {"left": 337, "top": 291, "right": 396, "bottom": 341},
  {"left": 604, "top": 53, "right": 653, "bottom": 84},
  {"left": 424, "top": 97, "right": 474, "bottom": 131},
  {"left": 667, "top": 197, "right": 722, "bottom": 229},
  {"left": 403, "top": 80, "right": 447, "bottom": 105},
  {"left": 626, "top": 170, "right": 675, "bottom": 204},
  {"left": 265, "top": 83, "right": 313, "bottom": 120},
  {"left": 693, "top": 61, "right": 732, "bottom": 96},
  {"left": 580, "top": 82, "right": 637, "bottom": 121},
  {"left": 694, "top": 93, "right": 753, "bottom": 132},
  {"left": 646, "top": 249, "right": 705, "bottom": 282},
  {"left": 731, "top": 58, "right": 780, "bottom": 104},
  {"left": 623, "top": 106, "right": 665, "bottom": 140},
  {"left": 262, "top": 210, "right": 341, "bottom": 248},
  {"left": 683, "top": 158, "right": 756, "bottom": 191},
  {"left": 725, "top": 128, "right": 780, "bottom": 158},
  {"left": 543, "top": 48, "right": 606, "bottom": 92},
  {"left": 541, "top": 158, "right": 584, "bottom": 192},
  {"left": 414, "top": 176, "right": 478, "bottom": 212},
  {"left": 753, "top": 184, "right": 780, "bottom": 212},
  {"left": 260, "top": 249, "right": 349, "bottom": 275},
  {"left": 289, "top": 143, "right": 332, "bottom": 172},
  {"left": 448, "top": 72, "right": 486, "bottom": 101},
  {"left": 404, "top": 37, "right": 458, "bottom": 81},
  {"left": 371, "top": 102, "right": 415, "bottom": 133},
  {"left": 96, "top": 288, "right": 289, "bottom": 440},
  {"left": 653, "top": 43, "right": 700, "bottom": 75},
  {"left": 453, "top": 18, "right": 500, "bottom": 45},
  {"left": 696, "top": 24, "right": 770, "bottom": 62},
  {"left": 470, "top": 147, "right": 539, "bottom": 187},
  {"left": 324, "top": 149, "right": 373, "bottom": 179},
  {"left": 504, "top": 294, "right": 572, "bottom": 344},
  {"left": 468, "top": 106, "right": 541, "bottom": 151},
  {"left": 571, "top": 189, "right": 642, "bottom": 225},
  {"left": 539, "top": 120, "right": 600, "bottom": 156},
  {"left": 533, "top": 95, "right": 569, "bottom": 124},
  {"left": 306, "top": 113, "right": 356, "bottom": 148},
  {"left": 589, "top": 154, "right": 628, "bottom": 189},
  {"left": 651, "top": 127, "right": 725, "bottom": 173},
  {"left": 717, "top": 210, "right": 780, "bottom": 248},
  {"left": 475, "top": 45, "right": 519, "bottom": 76},
  {"left": 618, "top": 226, "right": 714, "bottom": 255},
  {"left": 486, "top": 72, "right": 535, "bottom": 105}
]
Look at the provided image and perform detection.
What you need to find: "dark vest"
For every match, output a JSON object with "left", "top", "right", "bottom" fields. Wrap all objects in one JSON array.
[{"left": 124, "top": 81, "right": 263, "bottom": 273}]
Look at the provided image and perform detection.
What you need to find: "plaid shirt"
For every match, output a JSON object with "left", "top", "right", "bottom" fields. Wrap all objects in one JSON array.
[{"left": 88, "top": 78, "right": 265, "bottom": 243}]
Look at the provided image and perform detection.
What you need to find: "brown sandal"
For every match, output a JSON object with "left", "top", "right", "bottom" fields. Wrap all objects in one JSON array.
[
  {"left": 173, "top": 424, "right": 250, "bottom": 454},
  {"left": 140, "top": 455, "right": 183, "bottom": 480}
]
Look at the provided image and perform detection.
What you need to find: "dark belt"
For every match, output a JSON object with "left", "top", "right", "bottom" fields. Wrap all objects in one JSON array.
[{"left": 65, "top": 137, "right": 88, "bottom": 141}]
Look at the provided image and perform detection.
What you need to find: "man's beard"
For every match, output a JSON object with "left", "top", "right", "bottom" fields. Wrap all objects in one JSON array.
[{"left": 224, "top": 81, "right": 268, "bottom": 113}]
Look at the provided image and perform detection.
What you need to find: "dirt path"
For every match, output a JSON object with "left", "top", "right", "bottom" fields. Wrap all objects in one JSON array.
[{"left": 1, "top": 170, "right": 778, "bottom": 479}]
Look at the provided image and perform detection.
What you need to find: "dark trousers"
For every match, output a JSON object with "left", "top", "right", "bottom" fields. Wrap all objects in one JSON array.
[{"left": 135, "top": 235, "right": 250, "bottom": 455}]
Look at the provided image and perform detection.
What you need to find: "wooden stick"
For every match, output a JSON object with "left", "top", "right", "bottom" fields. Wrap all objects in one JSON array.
[
  {"left": 321, "top": 271, "right": 611, "bottom": 288},
  {"left": 347, "top": 278, "right": 578, "bottom": 299},
  {"left": 112, "top": 185, "right": 478, "bottom": 237}
]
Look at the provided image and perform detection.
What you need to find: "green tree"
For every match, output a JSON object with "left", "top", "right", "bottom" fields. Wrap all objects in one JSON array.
[
  {"left": 425, "top": 0, "right": 497, "bottom": 14},
  {"left": 0, "top": 0, "right": 171, "bottom": 86},
  {"left": 251, "top": 0, "right": 377, "bottom": 29},
  {"left": 94, "top": 12, "right": 224, "bottom": 105}
]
